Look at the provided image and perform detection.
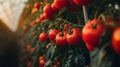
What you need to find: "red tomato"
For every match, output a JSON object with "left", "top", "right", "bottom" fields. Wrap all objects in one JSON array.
[
  {"left": 82, "top": 19, "right": 105, "bottom": 46},
  {"left": 49, "top": 29, "right": 60, "bottom": 42},
  {"left": 43, "top": 3, "right": 54, "bottom": 15},
  {"left": 39, "top": 59, "right": 46, "bottom": 67},
  {"left": 106, "top": 17, "right": 115, "bottom": 33},
  {"left": 23, "top": 26, "right": 28, "bottom": 32},
  {"left": 34, "top": 2, "right": 40, "bottom": 9},
  {"left": 56, "top": 32, "right": 68, "bottom": 46},
  {"left": 39, "top": 55, "right": 45, "bottom": 61},
  {"left": 64, "top": 24, "right": 70, "bottom": 31},
  {"left": 112, "top": 28, "right": 120, "bottom": 55},
  {"left": 51, "top": 3, "right": 60, "bottom": 12},
  {"left": 54, "top": 61, "right": 60, "bottom": 67},
  {"left": 66, "top": 28, "right": 82, "bottom": 45},
  {"left": 43, "top": 12, "right": 54, "bottom": 19},
  {"left": 30, "top": 20, "right": 37, "bottom": 27},
  {"left": 39, "top": 14, "right": 46, "bottom": 22},
  {"left": 39, "top": 32, "right": 48, "bottom": 42},
  {"left": 85, "top": 43, "right": 95, "bottom": 51},
  {"left": 27, "top": 61, "right": 32, "bottom": 67},
  {"left": 53, "top": 0, "right": 69, "bottom": 10},
  {"left": 67, "top": 0, "right": 80, "bottom": 12},
  {"left": 73, "top": 0, "right": 92, "bottom": 6}
]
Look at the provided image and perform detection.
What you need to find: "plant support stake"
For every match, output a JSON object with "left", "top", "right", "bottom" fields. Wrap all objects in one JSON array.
[{"left": 82, "top": 5, "right": 88, "bottom": 24}]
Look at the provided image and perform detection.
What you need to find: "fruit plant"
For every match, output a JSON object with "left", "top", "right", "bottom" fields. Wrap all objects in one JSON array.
[{"left": 18, "top": 0, "right": 120, "bottom": 67}]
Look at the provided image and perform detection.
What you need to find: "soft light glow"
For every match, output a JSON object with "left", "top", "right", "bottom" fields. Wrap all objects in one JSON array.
[{"left": 0, "top": 0, "right": 28, "bottom": 32}]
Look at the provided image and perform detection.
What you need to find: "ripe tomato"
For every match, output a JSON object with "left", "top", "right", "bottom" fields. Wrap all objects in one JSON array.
[
  {"left": 64, "top": 24, "right": 70, "bottom": 31},
  {"left": 34, "top": 2, "right": 40, "bottom": 9},
  {"left": 56, "top": 32, "right": 68, "bottom": 46},
  {"left": 66, "top": 28, "right": 82, "bottom": 45},
  {"left": 82, "top": 19, "right": 105, "bottom": 46},
  {"left": 39, "top": 14, "right": 46, "bottom": 22},
  {"left": 49, "top": 29, "right": 60, "bottom": 42},
  {"left": 23, "top": 26, "right": 28, "bottom": 32},
  {"left": 112, "top": 28, "right": 120, "bottom": 55},
  {"left": 53, "top": 0, "right": 69, "bottom": 10},
  {"left": 43, "top": 12, "right": 54, "bottom": 19},
  {"left": 73, "top": 0, "right": 92, "bottom": 6},
  {"left": 27, "top": 61, "right": 32, "bottom": 67},
  {"left": 43, "top": 3, "right": 54, "bottom": 15},
  {"left": 54, "top": 61, "right": 60, "bottom": 67},
  {"left": 39, "top": 32, "right": 48, "bottom": 42},
  {"left": 30, "top": 20, "right": 37, "bottom": 27},
  {"left": 85, "top": 43, "right": 95, "bottom": 51},
  {"left": 39, "top": 59, "right": 46, "bottom": 67},
  {"left": 51, "top": 3, "right": 60, "bottom": 12},
  {"left": 67, "top": 0, "right": 80, "bottom": 12},
  {"left": 39, "top": 55, "right": 45, "bottom": 61}
]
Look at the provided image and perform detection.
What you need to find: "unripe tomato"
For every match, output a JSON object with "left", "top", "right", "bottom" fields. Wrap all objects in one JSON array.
[
  {"left": 56, "top": 32, "right": 68, "bottom": 46},
  {"left": 112, "top": 28, "right": 120, "bottom": 55},
  {"left": 73, "top": 0, "right": 92, "bottom": 6},
  {"left": 43, "top": 3, "right": 54, "bottom": 15},
  {"left": 39, "top": 32, "right": 48, "bottom": 42},
  {"left": 53, "top": 0, "right": 69, "bottom": 10},
  {"left": 66, "top": 28, "right": 82, "bottom": 45},
  {"left": 82, "top": 19, "right": 105, "bottom": 46},
  {"left": 49, "top": 29, "right": 60, "bottom": 42}
]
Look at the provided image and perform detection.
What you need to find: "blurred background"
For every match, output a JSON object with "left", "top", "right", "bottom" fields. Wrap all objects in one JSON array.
[{"left": 0, "top": 0, "right": 28, "bottom": 67}]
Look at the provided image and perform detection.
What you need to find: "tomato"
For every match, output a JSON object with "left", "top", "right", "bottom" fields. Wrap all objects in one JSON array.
[
  {"left": 112, "top": 28, "right": 120, "bottom": 55},
  {"left": 39, "top": 55, "right": 45, "bottom": 61},
  {"left": 38, "top": 32, "right": 48, "bottom": 42},
  {"left": 49, "top": 29, "right": 60, "bottom": 42},
  {"left": 34, "top": 2, "right": 40, "bottom": 9},
  {"left": 27, "top": 61, "right": 32, "bottom": 67},
  {"left": 66, "top": 28, "right": 82, "bottom": 45},
  {"left": 51, "top": 3, "right": 60, "bottom": 12},
  {"left": 39, "top": 14, "right": 46, "bottom": 22},
  {"left": 82, "top": 19, "right": 105, "bottom": 46},
  {"left": 56, "top": 32, "right": 68, "bottom": 46},
  {"left": 106, "top": 17, "right": 115, "bottom": 33},
  {"left": 31, "top": 8, "right": 38, "bottom": 14},
  {"left": 54, "top": 61, "right": 60, "bottom": 67},
  {"left": 53, "top": 0, "right": 69, "bottom": 10},
  {"left": 43, "top": 12, "right": 54, "bottom": 19},
  {"left": 67, "top": 0, "right": 80, "bottom": 12},
  {"left": 30, "top": 20, "right": 37, "bottom": 27},
  {"left": 85, "top": 43, "right": 95, "bottom": 51},
  {"left": 23, "top": 26, "right": 28, "bottom": 32},
  {"left": 64, "top": 24, "right": 70, "bottom": 31},
  {"left": 43, "top": 3, "right": 54, "bottom": 15},
  {"left": 73, "top": 0, "right": 92, "bottom": 6},
  {"left": 39, "top": 59, "right": 46, "bottom": 67}
]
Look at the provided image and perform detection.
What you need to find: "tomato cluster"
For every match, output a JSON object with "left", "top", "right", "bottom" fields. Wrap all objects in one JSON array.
[
  {"left": 34, "top": 0, "right": 93, "bottom": 23},
  {"left": 39, "top": 55, "right": 46, "bottom": 67},
  {"left": 82, "top": 17, "right": 120, "bottom": 54},
  {"left": 32, "top": 2, "right": 42, "bottom": 14},
  {"left": 38, "top": 24, "right": 82, "bottom": 46}
]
